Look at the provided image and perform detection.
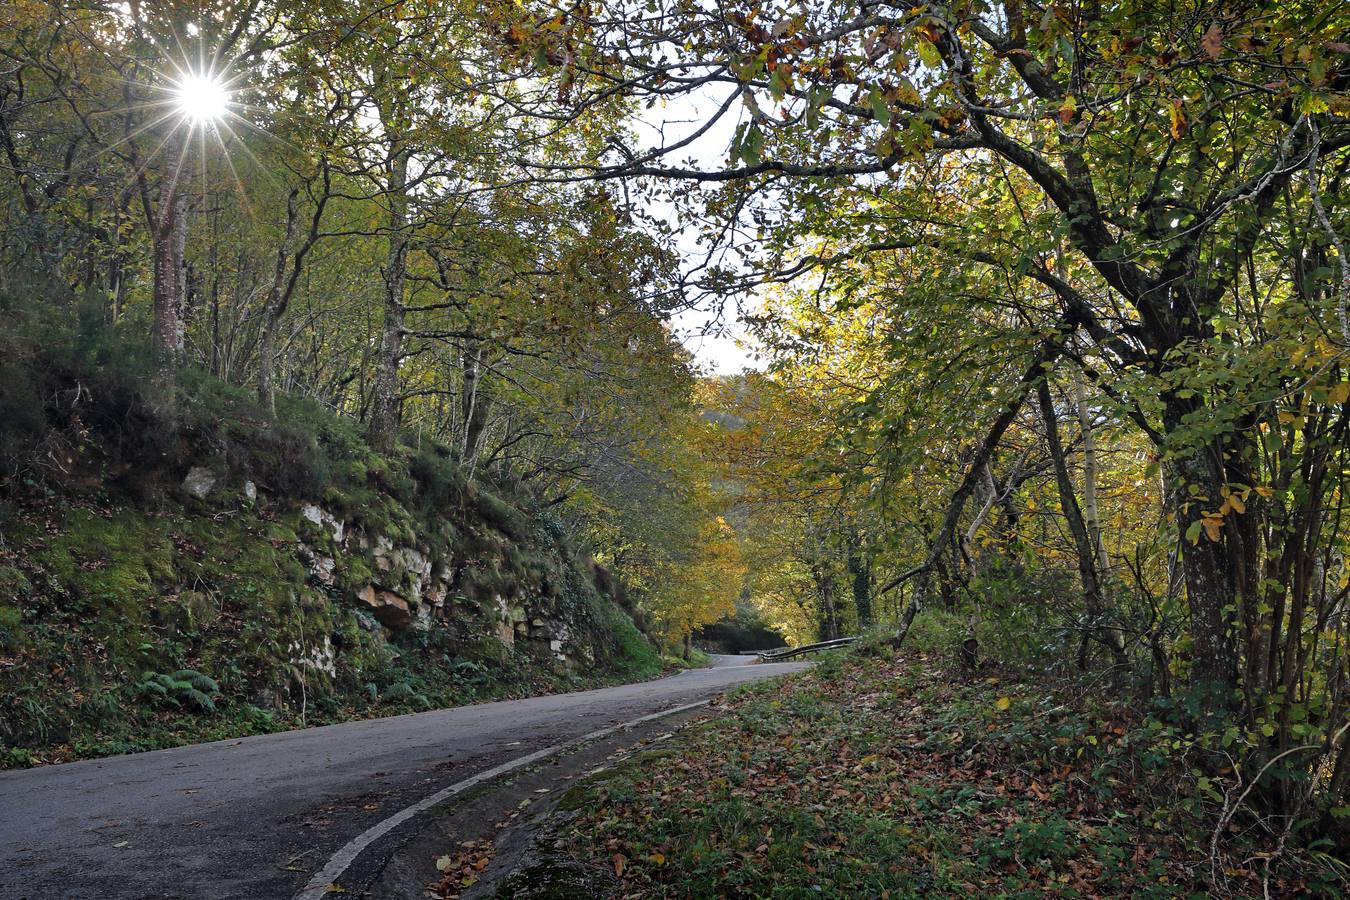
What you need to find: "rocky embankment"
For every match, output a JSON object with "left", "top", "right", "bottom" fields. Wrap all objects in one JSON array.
[{"left": 1, "top": 412, "right": 658, "bottom": 767}]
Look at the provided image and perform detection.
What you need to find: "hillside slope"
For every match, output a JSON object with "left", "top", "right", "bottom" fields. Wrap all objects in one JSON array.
[{"left": 0, "top": 331, "right": 662, "bottom": 766}]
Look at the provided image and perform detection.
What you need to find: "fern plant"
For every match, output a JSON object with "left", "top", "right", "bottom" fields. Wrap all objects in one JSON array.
[
  {"left": 136, "top": 670, "right": 220, "bottom": 714},
  {"left": 380, "top": 680, "right": 431, "bottom": 710},
  {"left": 451, "top": 659, "right": 490, "bottom": 688}
]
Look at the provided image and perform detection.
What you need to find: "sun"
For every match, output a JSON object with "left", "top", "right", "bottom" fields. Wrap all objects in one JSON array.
[{"left": 173, "top": 73, "right": 230, "bottom": 126}]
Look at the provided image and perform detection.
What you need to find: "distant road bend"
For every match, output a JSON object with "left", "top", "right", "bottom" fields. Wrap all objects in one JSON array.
[{"left": 0, "top": 655, "right": 803, "bottom": 899}]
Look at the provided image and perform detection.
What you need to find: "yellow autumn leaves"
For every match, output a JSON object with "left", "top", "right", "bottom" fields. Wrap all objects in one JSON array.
[{"left": 649, "top": 516, "right": 745, "bottom": 649}]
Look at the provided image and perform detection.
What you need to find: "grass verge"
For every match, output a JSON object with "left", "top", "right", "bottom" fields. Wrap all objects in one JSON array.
[{"left": 557, "top": 639, "right": 1344, "bottom": 898}]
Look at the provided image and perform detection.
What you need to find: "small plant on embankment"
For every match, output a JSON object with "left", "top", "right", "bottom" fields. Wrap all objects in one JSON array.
[{"left": 135, "top": 670, "right": 221, "bottom": 713}]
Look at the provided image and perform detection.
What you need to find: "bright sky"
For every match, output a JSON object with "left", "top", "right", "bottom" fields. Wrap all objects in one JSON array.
[
  {"left": 633, "top": 89, "right": 765, "bottom": 377},
  {"left": 671, "top": 309, "right": 758, "bottom": 375}
]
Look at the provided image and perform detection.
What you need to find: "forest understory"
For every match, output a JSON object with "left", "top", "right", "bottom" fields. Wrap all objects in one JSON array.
[{"left": 0, "top": 322, "right": 677, "bottom": 767}]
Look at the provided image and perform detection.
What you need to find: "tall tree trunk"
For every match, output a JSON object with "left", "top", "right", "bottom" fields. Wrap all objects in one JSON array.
[
  {"left": 847, "top": 531, "right": 872, "bottom": 630},
  {"left": 1164, "top": 394, "right": 1241, "bottom": 712},
  {"left": 1073, "top": 373, "right": 1111, "bottom": 580},
  {"left": 816, "top": 571, "right": 838, "bottom": 641},
  {"left": 258, "top": 175, "right": 327, "bottom": 413},
  {"left": 367, "top": 140, "right": 409, "bottom": 455},
  {"left": 807, "top": 524, "right": 839, "bottom": 641},
  {"left": 257, "top": 190, "right": 300, "bottom": 413},
  {"left": 1037, "top": 379, "right": 1127, "bottom": 667},
  {"left": 208, "top": 240, "right": 221, "bottom": 377},
  {"left": 151, "top": 183, "right": 187, "bottom": 362},
  {"left": 460, "top": 335, "right": 492, "bottom": 467}
]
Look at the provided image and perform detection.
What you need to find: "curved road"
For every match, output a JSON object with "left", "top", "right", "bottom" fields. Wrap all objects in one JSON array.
[{"left": 0, "top": 656, "right": 802, "bottom": 899}]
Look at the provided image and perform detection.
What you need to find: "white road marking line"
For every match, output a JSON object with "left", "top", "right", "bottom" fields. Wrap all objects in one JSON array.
[{"left": 294, "top": 699, "right": 712, "bottom": 900}]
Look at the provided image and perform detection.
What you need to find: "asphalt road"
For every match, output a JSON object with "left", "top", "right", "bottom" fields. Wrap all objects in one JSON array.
[{"left": 0, "top": 655, "right": 802, "bottom": 899}]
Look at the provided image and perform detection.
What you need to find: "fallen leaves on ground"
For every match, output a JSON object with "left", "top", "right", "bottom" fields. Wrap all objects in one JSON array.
[
  {"left": 561, "top": 651, "right": 1312, "bottom": 898},
  {"left": 426, "top": 838, "right": 493, "bottom": 899}
]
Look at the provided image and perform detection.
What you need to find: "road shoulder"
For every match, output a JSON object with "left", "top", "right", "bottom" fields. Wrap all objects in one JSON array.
[{"left": 347, "top": 706, "right": 713, "bottom": 898}]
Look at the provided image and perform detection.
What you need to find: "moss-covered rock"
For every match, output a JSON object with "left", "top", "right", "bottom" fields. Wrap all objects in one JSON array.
[
  {"left": 0, "top": 480, "right": 661, "bottom": 765},
  {"left": 0, "top": 350, "right": 662, "bottom": 767}
]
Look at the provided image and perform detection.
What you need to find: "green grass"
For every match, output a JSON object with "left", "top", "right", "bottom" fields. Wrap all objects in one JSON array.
[{"left": 684, "top": 648, "right": 714, "bottom": 668}]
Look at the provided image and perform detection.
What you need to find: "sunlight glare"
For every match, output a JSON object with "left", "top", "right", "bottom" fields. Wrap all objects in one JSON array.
[{"left": 174, "top": 73, "right": 230, "bottom": 126}]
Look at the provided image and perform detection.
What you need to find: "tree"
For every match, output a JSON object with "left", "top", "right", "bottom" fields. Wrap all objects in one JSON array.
[
  {"left": 650, "top": 516, "right": 745, "bottom": 656},
  {"left": 503, "top": 0, "right": 1349, "bottom": 712},
  {"left": 0, "top": 1, "right": 730, "bottom": 667}
]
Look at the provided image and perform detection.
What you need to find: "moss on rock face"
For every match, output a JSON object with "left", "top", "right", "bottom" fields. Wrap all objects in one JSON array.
[
  {"left": 337, "top": 553, "right": 375, "bottom": 596},
  {"left": 29, "top": 508, "right": 173, "bottom": 612},
  {"left": 0, "top": 482, "right": 662, "bottom": 765},
  {"left": 176, "top": 514, "right": 308, "bottom": 615},
  {"left": 0, "top": 357, "right": 661, "bottom": 767}
]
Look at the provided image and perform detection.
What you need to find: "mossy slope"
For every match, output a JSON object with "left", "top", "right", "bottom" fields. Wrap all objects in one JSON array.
[{"left": 0, "top": 339, "right": 662, "bottom": 767}]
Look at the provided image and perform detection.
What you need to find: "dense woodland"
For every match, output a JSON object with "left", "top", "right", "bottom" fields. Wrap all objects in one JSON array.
[
  {"left": 3, "top": 0, "right": 1350, "bottom": 873},
  {"left": 0, "top": 0, "right": 746, "bottom": 661}
]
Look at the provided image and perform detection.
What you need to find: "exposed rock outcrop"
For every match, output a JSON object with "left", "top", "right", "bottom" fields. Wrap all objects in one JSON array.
[{"left": 287, "top": 498, "right": 597, "bottom": 669}]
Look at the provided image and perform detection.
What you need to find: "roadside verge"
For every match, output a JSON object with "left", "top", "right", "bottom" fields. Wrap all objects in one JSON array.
[{"left": 295, "top": 700, "right": 713, "bottom": 899}]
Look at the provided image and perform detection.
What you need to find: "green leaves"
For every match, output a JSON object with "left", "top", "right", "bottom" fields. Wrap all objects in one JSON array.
[
  {"left": 868, "top": 88, "right": 890, "bottom": 127},
  {"left": 731, "top": 121, "right": 765, "bottom": 166},
  {"left": 136, "top": 670, "right": 221, "bottom": 714},
  {"left": 915, "top": 35, "right": 943, "bottom": 69}
]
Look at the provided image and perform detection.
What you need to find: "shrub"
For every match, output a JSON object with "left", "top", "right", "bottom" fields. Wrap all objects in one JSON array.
[
  {"left": 1, "top": 747, "right": 34, "bottom": 769},
  {"left": 476, "top": 488, "right": 524, "bottom": 538},
  {"left": 179, "top": 368, "right": 332, "bottom": 498},
  {"left": 900, "top": 608, "right": 967, "bottom": 655},
  {"left": 0, "top": 356, "right": 47, "bottom": 478},
  {"left": 968, "top": 566, "right": 1084, "bottom": 672},
  {"left": 408, "top": 444, "right": 467, "bottom": 512}
]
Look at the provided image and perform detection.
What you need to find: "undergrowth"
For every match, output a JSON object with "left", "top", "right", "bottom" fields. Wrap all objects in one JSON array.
[
  {"left": 560, "top": 619, "right": 1347, "bottom": 898},
  {"left": 0, "top": 483, "right": 669, "bottom": 766}
]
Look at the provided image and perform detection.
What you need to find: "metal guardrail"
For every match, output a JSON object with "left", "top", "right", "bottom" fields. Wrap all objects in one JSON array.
[{"left": 756, "top": 636, "right": 859, "bottom": 661}]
